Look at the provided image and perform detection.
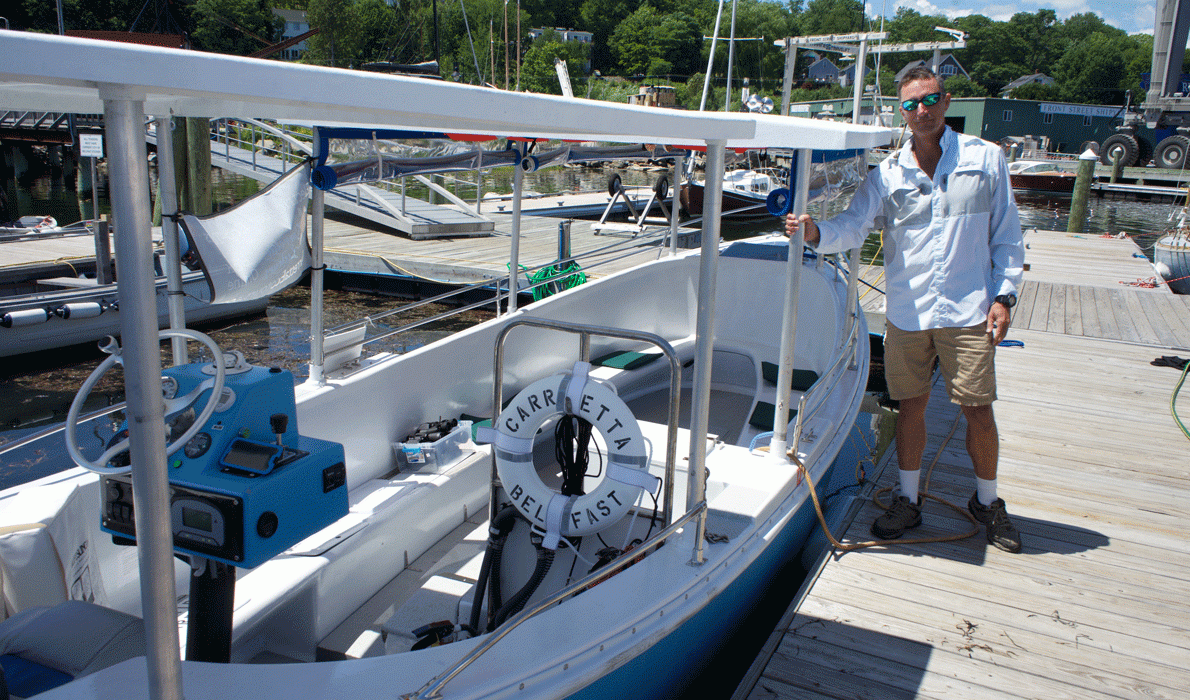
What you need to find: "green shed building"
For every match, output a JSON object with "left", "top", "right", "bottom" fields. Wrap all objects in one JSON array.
[{"left": 788, "top": 96, "right": 1125, "bottom": 156}]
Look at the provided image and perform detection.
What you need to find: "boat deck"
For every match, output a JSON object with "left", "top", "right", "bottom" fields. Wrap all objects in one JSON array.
[{"left": 736, "top": 230, "right": 1190, "bottom": 698}]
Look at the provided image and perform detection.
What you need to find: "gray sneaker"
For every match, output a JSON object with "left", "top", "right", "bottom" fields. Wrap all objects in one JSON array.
[
  {"left": 968, "top": 493, "right": 1023, "bottom": 553},
  {"left": 871, "top": 494, "right": 922, "bottom": 539}
]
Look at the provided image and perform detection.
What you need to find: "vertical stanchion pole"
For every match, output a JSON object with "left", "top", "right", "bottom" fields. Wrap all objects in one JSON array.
[
  {"left": 102, "top": 85, "right": 183, "bottom": 700},
  {"left": 771, "top": 148, "right": 811, "bottom": 457},
  {"left": 157, "top": 116, "right": 187, "bottom": 364},
  {"left": 309, "top": 129, "right": 327, "bottom": 383},
  {"left": 688, "top": 139, "right": 725, "bottom": 566},
  {"left": 670, "top": 153, "right": 683, "bottom": 255},
  {"left": 507, "top": 149, "right": 525, "bottom": 314}
]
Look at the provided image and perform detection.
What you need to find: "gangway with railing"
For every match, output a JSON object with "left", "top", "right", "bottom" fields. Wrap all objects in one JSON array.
[{"left": 148, "top": 118, "right": 496, "bottom": 239}]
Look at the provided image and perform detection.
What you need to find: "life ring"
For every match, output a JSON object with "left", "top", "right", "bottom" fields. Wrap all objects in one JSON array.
[{"left": 480, "top": 361, "right": 658, "bottom": 549}]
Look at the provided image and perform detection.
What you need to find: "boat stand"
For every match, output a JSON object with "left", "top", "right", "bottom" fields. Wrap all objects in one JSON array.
[{"left": 593, "top": 174, "right": 673, "bottom": 237}]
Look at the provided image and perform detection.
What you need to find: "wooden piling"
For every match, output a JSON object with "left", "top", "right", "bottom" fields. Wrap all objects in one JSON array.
[{"left": 1066, "top": 150, "right": 1097, "bottom": 233}]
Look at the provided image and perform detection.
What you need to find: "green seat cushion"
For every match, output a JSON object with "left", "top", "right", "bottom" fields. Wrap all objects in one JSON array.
[
  {"left": 593, "top": 351, "right": 662, "bottom": 371},
  {"left": 761, "top": 362, "right": 819, "bottom": 391},
  {"left": 460, "top": 414, "right": 491, "bottom": 442},
  {"left": 749, "top": 401, "right": 798, "bottom": 431}
]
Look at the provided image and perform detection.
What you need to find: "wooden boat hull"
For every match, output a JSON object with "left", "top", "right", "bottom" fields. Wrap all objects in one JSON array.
[
  {"left": 1009, "top": 173, "right": 1076, "bottom": 193},
  {"left": 680, "top": 181, "right": 774, "bottom": 221}
]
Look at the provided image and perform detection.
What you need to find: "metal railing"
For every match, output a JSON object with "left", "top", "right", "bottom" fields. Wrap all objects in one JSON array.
[
  {"left": 210, "top": 118, "right": 312, "bottom": 172},
  {"left": 789, "top": 254, "right": 864, "bottom": 449},
  {"left": 317, "top": 223, "right": 681, "bottom": 371}
]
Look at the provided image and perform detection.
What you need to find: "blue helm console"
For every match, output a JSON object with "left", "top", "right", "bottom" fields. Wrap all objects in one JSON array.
[{"left": 101, "top": 361, "right": 348, "bottom": 569}]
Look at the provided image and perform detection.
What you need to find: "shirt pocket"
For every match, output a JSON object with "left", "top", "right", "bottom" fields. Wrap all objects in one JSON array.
[
  {"left": 942, "top": 164, "right": 991, "bottom": 218},
  {"left": 886, "top": 184, "right": 931, "bottom": 229}
]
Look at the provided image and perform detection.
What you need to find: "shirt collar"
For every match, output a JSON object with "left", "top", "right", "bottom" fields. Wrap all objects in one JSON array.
[{"left": 899, "top": 126, "right": 957, "bottom": 176}]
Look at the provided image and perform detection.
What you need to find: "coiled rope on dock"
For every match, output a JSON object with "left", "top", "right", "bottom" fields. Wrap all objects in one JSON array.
[{"left": 789, "top": 411, "right": 980, "bottom": 553}]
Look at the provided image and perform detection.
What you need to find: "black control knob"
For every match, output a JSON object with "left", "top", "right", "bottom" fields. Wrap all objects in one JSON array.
[
  {"left": 257, "top": 511, "right": 279, "bottom": 539},
  {"left": 269, "top": 413, "right": 289, "bottom": 439}
]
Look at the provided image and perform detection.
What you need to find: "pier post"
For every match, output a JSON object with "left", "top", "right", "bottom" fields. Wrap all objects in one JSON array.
[
  {"left": 1068, "top": 148, "right": 1098, "bottom": 233},
  {"left": 1110, "top": 151, "right": 1123, "bottom": 184}
]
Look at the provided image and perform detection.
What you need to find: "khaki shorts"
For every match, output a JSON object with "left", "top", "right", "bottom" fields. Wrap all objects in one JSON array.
[{"left": 884, "top": 322, "right": 997, "bottom": 405}]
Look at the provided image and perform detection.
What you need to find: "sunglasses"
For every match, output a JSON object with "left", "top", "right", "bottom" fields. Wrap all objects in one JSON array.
[{"left": 900, "top": 92, "right": 942, "bottom": 111}]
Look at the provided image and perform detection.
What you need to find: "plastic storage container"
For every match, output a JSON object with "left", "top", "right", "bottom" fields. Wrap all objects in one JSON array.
[{"left": 393, "top": 420, "right": 472, "bottom": 473}]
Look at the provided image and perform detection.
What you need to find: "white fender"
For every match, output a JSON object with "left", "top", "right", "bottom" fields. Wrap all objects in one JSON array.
[{"left": 479, "top": 362, "right": 659, "bottom": 549}]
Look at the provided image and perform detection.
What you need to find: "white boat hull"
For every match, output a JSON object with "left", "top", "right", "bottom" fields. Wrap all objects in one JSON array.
[
  {"left": 3, "top": 235, "right": 867, "bottom": 700},
  {"left": 0, "top": 272, "right": 268, "bottom": 358}
]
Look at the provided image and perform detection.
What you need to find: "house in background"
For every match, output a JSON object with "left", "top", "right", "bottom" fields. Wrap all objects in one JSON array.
[
  {"left": 896, "top": 54, "right": 969, "bottom": 85},
  {"left": 273, "top": 8, "right": 309, "bottom": 60},
  {"left": 806, "top": 57, "right": 840, "bottom": 84},
  {"left": 528, "top": 28, "right": 593, "bottom": 71},
  {"left": 838, "top": 61, "right": 871, "bottom": 88},
  {"left": 1000, "top": 72, "right": 1056, "bottom": 96},
  {"left": 528, "top": 28, "right": 593, "bottom": 45}
]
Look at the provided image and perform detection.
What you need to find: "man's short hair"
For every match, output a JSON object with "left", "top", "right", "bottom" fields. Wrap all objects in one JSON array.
[{"left": 898, "top": 66, "right": 944, "bottom": 97}]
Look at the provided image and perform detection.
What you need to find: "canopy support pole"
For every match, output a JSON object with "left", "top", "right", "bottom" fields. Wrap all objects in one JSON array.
[
  {"left": 309, "top": 127, "right": 327, "bottom": 383},
  {"left": 770, "top": 149, "right": 811, "bottom": 458},
  {"left": 506, "top": 147, "right": 525, "bottom": 315},
  {"left": 102, "top": 84, "right": 183, "bottom": 700},
  {"left": 670, "top": 153, "right": 683, "bottom": 255},
  {"left": 687, "top": 139, "right": 725, "bottom": 566},
  {"left": 157, "top": 115, "right": 187, "bottom": 365}
]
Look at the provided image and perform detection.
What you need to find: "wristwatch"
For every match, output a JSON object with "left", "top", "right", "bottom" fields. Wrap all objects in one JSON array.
[{"left": 994, "top": 294, "right": 1017, "bottom": 308}]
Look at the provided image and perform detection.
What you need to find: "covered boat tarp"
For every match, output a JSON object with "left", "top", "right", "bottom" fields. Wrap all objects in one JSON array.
[
  {"left": 178, "top": 162, "right": 312, "bottom": 304},
  {"left": 309, "top": 127, "right": 688, "bottom": 190}
]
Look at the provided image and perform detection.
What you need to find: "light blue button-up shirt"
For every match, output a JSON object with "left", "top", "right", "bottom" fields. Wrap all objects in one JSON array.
[{"left": 815, "top": 127, "right": 1024, "bottom": 331}]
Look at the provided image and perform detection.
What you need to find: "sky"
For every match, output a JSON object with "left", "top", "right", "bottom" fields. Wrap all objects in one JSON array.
[{"left": 863, "top": 0, "right": 1159, "bottom": 36}]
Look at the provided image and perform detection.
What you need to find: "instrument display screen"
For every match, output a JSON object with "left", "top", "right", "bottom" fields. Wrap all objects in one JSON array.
[{"left": 182, "top": 506, "right": 213, "bottom": 532}]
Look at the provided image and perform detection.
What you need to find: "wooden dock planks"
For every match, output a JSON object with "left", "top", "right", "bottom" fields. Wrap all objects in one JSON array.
[{"left": 737, "top": 229, "right": 1190, "bottom": 700}]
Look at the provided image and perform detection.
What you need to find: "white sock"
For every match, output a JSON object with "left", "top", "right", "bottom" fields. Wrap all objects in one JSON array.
[
  {"left": 976, "top": 477, "right": 998, "bottom": 506},
  {"left": 899, "top": 469, "right": 921, "bottom": 502}
]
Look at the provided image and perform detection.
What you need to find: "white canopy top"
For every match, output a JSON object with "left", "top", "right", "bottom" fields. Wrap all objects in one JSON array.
[{"left": 0, "top": 32, "right": 893, "bottom": 151}]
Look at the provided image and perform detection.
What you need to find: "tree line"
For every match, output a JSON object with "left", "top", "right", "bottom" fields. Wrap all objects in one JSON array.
[{"left": 9, "top": 0, "right": 1172, "bottom": 109}]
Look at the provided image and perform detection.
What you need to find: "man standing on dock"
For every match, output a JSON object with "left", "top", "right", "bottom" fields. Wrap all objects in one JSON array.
[{"left": 785, "top": 66, "right": 1025, "bottom": 552}]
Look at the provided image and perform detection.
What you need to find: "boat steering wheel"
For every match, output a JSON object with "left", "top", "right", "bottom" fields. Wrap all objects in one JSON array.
[{"left": 65, "top": 328, "right": 227, "bottom": 475}]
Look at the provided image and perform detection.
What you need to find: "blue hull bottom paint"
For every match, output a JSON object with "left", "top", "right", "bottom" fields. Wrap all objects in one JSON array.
[{"left": 566, "top": 463, "right": 841, "bottom": 700}]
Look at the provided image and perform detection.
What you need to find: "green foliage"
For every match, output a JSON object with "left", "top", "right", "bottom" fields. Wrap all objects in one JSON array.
[
  {"left": 18, "top": 0, "right": 1162, "bottom": 115},
  {"left": 1055, "top": 31, "right": 1136, "bottom": 104},
  {"left": 797, "top": 0, "right": 864, "bottom": 36},
  {"left": 18, "top": 0, "right": 152, "bottom": 33},
  {"left": 941, "top": 74, "right": 986, "bottom": 98},
  {"left": 520, "top": 36, "right": 590, "bottom": 95},
  {"left": 192, "top": 0, "right": 282, "bottom": 56}
]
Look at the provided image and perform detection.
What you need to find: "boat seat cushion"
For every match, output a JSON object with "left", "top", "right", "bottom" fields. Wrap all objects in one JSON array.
[
  {"left": 748, "top": 401, "right": 797, "bottom": 432},
  {"left": 593, "top": 351, "right": 662, "bottom": 371},
  {"left": 761, "top": 362, "right": 819, "bottom": 392},
  {"left": 0, "top": 600, "right": 145, "bottom": 694}
]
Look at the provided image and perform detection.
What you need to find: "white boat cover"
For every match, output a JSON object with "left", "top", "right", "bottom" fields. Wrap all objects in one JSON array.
[{"left": 178, "top": 163, "right": 311, "bottom": 304}]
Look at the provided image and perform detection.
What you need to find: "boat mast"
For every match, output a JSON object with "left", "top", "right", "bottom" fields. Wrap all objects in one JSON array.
[
  {"left": 699, "top": 0, "right": 726, "bottom": 111},
  {"left": 103, "top": 86, "right": 184, "bottom": 700},
  {"left": 724, "top": 0, "right": 739, "bottom": 111}
]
